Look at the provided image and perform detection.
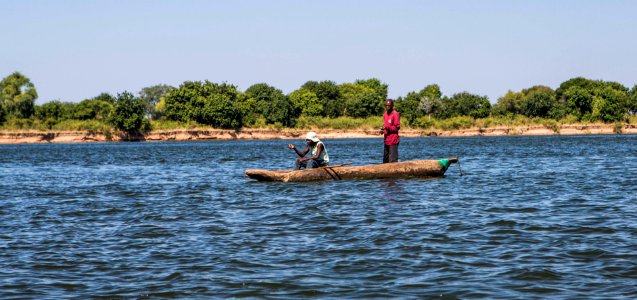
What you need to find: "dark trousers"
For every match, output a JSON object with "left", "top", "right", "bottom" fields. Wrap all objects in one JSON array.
[
  {"left": 294, "top": 159, "right": 326, "bottom": 170},
  {"left": 383, "top": 144, "right": 398, "bottom": 163}
]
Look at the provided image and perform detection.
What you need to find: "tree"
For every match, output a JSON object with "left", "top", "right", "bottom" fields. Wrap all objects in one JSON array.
[
  {"left": 440, "top": 92, "right": 491, "bottom": 118},
  {"left": 35, "top": 100, "right": 76, "bottom": 128},
  {"left": 556, "top": 77, "right": 600, "bottom": 100},
  {"left": 519, "top": 86, "right": 562, "bottom": 118},
  {"left": 338, "top": 83, "right": 380, "bottom": 118},
  {"left": 558, "top": 78, "right": 630, "bottom": 122},
  {"left": 0, "top": 72, "right": 38, "bottom": 118},
  {"left": 139, "top": 84, "right": 175, "bottom": 120},
  {"left": 395, "top": 92, "right": 420, "bottom": 122},
  {"left": 419, "top": 95, "right": 437, "bottom": 120},
  {"left": 164, "top": 81, "right": 243, "bottom": 128},
  {"left": 301, "top": 80, "right": 342, "bottom": 117},
  {"left": 110, "top": 91, "right": 148, "bottom": 133},
  {"left": 288, "top": 89, "right": 322, "bottom": 117},
  {"left": 520, "top": 92, "right": 556, "bottom": 118},
  {"left": 245, "top": 83, "right": 294, "bottom": 126},
  {"left": 563, "top": 86, "right": 593, "bottom": 120},
  {"left": 493, "top": 90, "right": 524, "bottom": 116},
  {"left": 418, "top": 84, "right": 442, "bottom": 120},
  {"left": 355, "top": 78, "right": 388, "bottom": 101},
  {"left": 93, "top": 92, "right": 115, "bottom": 103},
  {"left": 395, "top": 84, "right": 441, "bottom": 123},
  {"left": 0, "top": 102, "right": 5, "bottom": 124},
  {"left": 629, "top": 85, "right": 637, "bottom": 114},
  {"left": 591, "top": 86, "right": 630, "bottom": 122},
  {"left": 73, "top": 98, "right": 114, "bottom": 121}
]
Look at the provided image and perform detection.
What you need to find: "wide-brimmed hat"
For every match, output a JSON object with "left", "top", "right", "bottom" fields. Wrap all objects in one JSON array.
[{"left": 305, "top": 131, "right": 320, "bottom": 142}]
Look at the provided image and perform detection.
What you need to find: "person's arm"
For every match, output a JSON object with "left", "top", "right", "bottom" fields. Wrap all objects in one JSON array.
[
  {"left": 288, "top": 144, "right": 309, "bottom": 157},
  {"left": 381, "top": 114, "right": 389, "bottom": 135},
  {"left": 384, "top": 112, "right": 400, "bottom": 133},
  {"left": 394, "top": 112, "right": 401, "bottom": 132},
  {"left": 303, "top": 144, "right": 323, "bottom": 161}
]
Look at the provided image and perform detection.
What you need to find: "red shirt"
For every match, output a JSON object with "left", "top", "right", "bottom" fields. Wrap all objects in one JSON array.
[{"left": 383, "top": 110, "right": 400, "bottom": 145}]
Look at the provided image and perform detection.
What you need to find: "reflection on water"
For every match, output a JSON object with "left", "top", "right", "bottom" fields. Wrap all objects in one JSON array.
[{"left": 1, "top": 135, "right": 636, "bottom": 298}]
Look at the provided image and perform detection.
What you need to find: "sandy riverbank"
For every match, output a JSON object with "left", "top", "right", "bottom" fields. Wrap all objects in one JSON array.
[{"left": 0, "top": 124, "right": 635, "bottom": 144}]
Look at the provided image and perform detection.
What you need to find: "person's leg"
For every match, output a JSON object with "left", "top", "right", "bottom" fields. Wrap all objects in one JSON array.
[
  {"left": 383, "top": 145, "right": 389, "bottom": 163},
  {"left": 306, "top": 159, "right": 319, "bottom": 169},
  {"left": 294, "top": 159, "right": 302, "bottom": 170},
  {"left": 388, "top": 145, "right": 398, "bottom": 163}
]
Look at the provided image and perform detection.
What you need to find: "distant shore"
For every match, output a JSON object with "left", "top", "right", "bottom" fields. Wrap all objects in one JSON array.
[{"left": 0, "top": 124, "right": 635, "bottom": 144}]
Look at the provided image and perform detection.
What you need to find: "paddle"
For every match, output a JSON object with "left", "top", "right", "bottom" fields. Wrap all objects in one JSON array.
[
  {"left": 321, "top": 162, "right": 352, "bottom": 168},
  {"left": 319, "top": 162, "right": 352, "bottom": 180}
]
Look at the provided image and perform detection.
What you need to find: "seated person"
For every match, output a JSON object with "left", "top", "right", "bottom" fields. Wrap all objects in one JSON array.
[{"left": 288, "top": 131, "right": 330, "bottom": 170}]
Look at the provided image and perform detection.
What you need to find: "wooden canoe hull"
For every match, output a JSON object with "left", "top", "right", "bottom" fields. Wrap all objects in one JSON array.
[{"left": 245, "top": 158, "right": 457, "bottom": 182}]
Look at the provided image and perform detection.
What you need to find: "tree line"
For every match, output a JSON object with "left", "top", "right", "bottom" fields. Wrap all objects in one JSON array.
[{"left": 1, "top": 71, "right": 636, "bottom": 133}]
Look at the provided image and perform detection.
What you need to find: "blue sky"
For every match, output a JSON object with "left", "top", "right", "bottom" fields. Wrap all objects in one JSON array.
[{"left": 2, "top": 0, "right": 636, "bottom": 104}]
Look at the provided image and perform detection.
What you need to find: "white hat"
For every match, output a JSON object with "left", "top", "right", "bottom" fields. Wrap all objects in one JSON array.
[{"left": 305, "top": 131, "right": 320, "bottom": 142}]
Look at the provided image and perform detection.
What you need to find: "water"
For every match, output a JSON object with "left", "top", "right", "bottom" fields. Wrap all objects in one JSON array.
[{"left": 1, "top": 135, "right": 636, "bottom": 298}]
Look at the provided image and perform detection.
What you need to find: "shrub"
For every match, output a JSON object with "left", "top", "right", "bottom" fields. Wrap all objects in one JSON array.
[
  {"left": 149, "top": 120, "right": 210, "bottom": 130},
  {"left": 0, "top": 118, "right": 44, "bottom": 130},
  {"left": 613, "top": 122, "right": 624, "bottom": 134},
  {"left": 294, "top": 116, "right": 381, "bottom": 130},
  {"left": 542, "top": 119, "right": 560, "bottom": 133},
  {"left": 435, "top": 116, "right": 474, "bottom": 130},
  {"left": 52, "top": 119, "right": 111, "bottom": 133},
  {"left": 110, "top": 92, "right": 147, "bottom": 133},
  {"left": 411, "top": 116, "right": 435, "bottom": 129},
  {"left": 164, "top": 81, "right": 243, "bottom": 128},
  {"left": 559, "top": 114, "right": 580, "bottom": 124}
]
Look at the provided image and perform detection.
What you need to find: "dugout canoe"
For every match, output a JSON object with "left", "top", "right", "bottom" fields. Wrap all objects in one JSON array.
[{"left": 245, "top": 158, "right": 458, "bottom": 182}]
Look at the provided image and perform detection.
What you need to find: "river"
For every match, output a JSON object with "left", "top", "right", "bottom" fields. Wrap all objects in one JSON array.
[{"left": 1, "top": 135, "right": 636, "bottom": 298}]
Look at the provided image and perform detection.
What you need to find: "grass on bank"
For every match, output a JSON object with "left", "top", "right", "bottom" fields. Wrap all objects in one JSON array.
[{"left": 2, "top": 115, "right": 636, "bottom": 133}]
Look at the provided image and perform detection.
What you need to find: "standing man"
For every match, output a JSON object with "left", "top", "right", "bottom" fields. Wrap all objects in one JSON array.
[{"left": 381, "top": 99, "right": 400, "bottom": 163}]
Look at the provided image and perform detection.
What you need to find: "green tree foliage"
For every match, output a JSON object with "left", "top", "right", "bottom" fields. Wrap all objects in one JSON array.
[
  {"left": 396, "top": 84, "right": 442, "bottom": 123},
  {"left": 563, "top": 86, "right": 593, "bottom": 120},
  {"left": 493, "top": 90, "right": 524, "bottom": 116},
  {"left": 591, "top": 86, "right": 630, "bottom": 122},
  {"left": 0, "top": 72, "right": 38, "bottom": 119},
  {"left": 7, "top": 74, "right": 636, "bottom": 131},
  {"left": 418, "top": 84, "right": 443, "bottom": 119},
  {"left": 395, "top": 92, "right": 421, "bottom": 122},
  {"left": 301, "top": 81, "right": 342, "bottom": 117},
  {"left": 339, "top": 83, "right": 380, "bottom": 118},
  {"left": 353, "top": 78, "right": 388, "bottom": 117},
  {"left": 164, "top": 81, "right": 243, "bottom": 128},
  {"left": 93, "top": 92, "right": 115, "bottom": 103},
  {"left": 629, "top": 85, "right": 637, "bottom": 114},
  {"left": 245, "top": 83, "right": 294, "bottom": 126},
  {"left": 354, "top": 78, "right": 388, "bottom": 101},
  {"left": 421, "top": 84, "right": 442, "bottom": 100},
  {"left": 557, "top": 77, "right": 630, "bottom": 122},
  {"left": 518, "top": 86, "right": 564, "bottom": 118},
  {"left": 110, "top": 91, "right": 148, "bottom": 133},
  {"left": 437, "top": 92, "right": 491, "bottom": 119},
  {"left": 289, "top": 88, "right": 323, "bottom": 117},
  {"left": 493, "top": 86, "right": 565, "bottom": 119},
  {"left": 73, "top": 98, "right": 114, "bottom": 121},
  {"left": 556, "top": 77, "right": 599, "bottom": 99},
  {"left": 139, "top": 84, "right": 175, "bottom": 120},
  {"left": 520, "top": 91, "right": 555, "bottom": 118},
  {"left": 35, "top": 100, "right": 76, "bottom": 128},
  {"left": 0, "top": 101, "right": 6, "bottom": 124}
]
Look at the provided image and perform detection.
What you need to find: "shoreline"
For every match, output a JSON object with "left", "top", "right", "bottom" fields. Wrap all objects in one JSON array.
[{"left": 0, "top": 124, "right": 635, "bottom": 144}]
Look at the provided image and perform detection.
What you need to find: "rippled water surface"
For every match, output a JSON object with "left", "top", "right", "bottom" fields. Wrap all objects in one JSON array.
[{"left": 1, "top": 135, "right": 636, "bottom": 298}]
